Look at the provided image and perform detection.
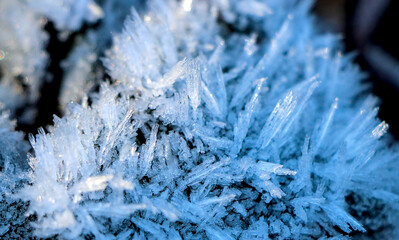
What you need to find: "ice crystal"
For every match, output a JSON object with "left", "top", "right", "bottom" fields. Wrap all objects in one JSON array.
[
  {"left": 0, "top": 0, "right": 398, "bottom": 239},
  {"left": 58, "top": 0, "right": 142, "bottom": 110}
]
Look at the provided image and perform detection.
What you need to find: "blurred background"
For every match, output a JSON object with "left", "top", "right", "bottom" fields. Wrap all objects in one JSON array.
[{"left": 314, "top": 0, "right": 399, "bottom": 138}]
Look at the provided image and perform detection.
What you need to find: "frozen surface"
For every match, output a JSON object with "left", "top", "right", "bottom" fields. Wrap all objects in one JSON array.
[
  {"left": 0, "top": 0, "right": 398, "bottom": 239},
  {"left": 0, "top": 107, "right": 30, "bottom": 239}
]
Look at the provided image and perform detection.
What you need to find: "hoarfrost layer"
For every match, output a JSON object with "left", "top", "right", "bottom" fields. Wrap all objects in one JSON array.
[
  {"left": 1, "top": 0, "right": 398, "bottom": 239},
  {"left": 0, "top": 107, "right": 30, "bottom": 238}
]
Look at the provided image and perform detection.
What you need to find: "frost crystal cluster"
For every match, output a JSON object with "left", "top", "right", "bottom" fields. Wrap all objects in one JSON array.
[{"left": 1, "top": 0, "right": 399, "bottom": 239}]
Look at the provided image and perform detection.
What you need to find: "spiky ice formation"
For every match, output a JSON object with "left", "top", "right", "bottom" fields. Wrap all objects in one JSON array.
[
  {"left": 17, "top": 0, "right": 399, "bottom": 239},
  {"left": 58, "top": 0, "right": 144, "bottom": 110}
]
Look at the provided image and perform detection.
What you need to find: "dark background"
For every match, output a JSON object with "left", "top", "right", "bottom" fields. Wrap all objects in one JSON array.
[{"left": 315, "top": 0, "right": 399, "bottom": 138}]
